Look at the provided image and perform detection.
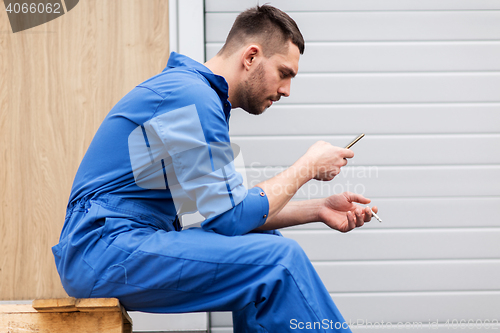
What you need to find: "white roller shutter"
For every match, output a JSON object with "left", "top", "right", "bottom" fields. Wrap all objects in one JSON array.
[{"left": 205, "top": 1, "right": 500, "bottom": 332}]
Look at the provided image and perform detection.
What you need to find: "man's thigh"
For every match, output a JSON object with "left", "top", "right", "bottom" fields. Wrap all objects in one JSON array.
[{"left": 90, "top": 227, "right": 304, "bottom": 312}]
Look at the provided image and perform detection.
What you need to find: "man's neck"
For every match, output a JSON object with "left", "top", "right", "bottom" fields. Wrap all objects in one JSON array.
[{"left": 204, "top": 55, "right": 241, "bottom": 108}]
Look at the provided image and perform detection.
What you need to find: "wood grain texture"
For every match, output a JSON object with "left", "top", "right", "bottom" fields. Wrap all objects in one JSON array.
[
  {"left": 0, "top": 308, "right": 129, "bottom": 333},
  {"left": 32, "top": 297, "right": 77, "bottom": 312},
  {"left": 0, "top": 0, "right": 169, "bottom": 300}
]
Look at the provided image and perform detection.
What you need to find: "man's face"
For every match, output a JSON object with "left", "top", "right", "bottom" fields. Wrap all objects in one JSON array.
[{"left": 239, "top": 41, "right": 300, "bottom": 115}]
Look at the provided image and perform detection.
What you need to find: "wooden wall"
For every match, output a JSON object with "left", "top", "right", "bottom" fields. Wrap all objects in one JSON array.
[{"left": 0, "top": 0, "right": 170, "bottom": 300}]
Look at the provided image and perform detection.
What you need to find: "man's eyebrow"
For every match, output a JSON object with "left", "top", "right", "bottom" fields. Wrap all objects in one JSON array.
[{"left": 281, "top": 66, "right": 297, "bottom": 78}]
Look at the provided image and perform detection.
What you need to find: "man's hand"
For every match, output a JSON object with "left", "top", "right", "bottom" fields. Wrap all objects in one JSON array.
[
  {"left": 318, "top": 192, "right": 378, "bottom": 233},
  {"left": 256, "top": 141, "right": 354, "bottom": 224},
  {"left": 303, "top": 141, "right": 354, "bottom": 181}
]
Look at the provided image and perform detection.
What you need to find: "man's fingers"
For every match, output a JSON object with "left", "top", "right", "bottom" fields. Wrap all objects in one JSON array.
[
  {"left": 364, "top": 206, "right": 373, "bottom": 222},
  {"left": 346, "top": 211, "right": 356, "bottom": 231},
  {"left": 343, "top": 148, "right": 355, "bottom": 159},
  {"left": 345, "top": 192, "right": 371, "bottom": 204},
  {"left": 355, "top": 209, "right": 365, "bottom": 227}
]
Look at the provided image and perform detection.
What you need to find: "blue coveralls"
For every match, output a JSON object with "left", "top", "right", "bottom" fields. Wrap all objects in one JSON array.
[{"left": 53, "top": 52, "right": 351, "bottom": 332}]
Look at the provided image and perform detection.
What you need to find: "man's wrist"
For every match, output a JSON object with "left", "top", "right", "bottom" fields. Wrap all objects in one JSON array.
[
  {"left": 293, "top": 155, "right": 315, "bottom": 183},
  {"left": 313, "top": 198, "right": 327, "bottom": 223}
]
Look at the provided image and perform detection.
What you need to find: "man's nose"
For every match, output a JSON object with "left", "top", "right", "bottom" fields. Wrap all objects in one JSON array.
[{"left": 278, "top": 79, "right": 291, "bottom": 97}]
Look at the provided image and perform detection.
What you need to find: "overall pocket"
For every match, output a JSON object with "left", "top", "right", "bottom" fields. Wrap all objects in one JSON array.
[{"left": 98, "top": 232, "right": 219, "bottom": 293}]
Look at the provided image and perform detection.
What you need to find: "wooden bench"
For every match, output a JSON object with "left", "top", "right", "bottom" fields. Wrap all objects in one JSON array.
[{"left": 0, "top": 297, "right": 132, "bottom": 333}]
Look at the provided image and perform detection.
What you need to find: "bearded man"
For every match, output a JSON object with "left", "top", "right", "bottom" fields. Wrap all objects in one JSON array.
[{"left": 53, "top": 5, "right": 377, "bottom": 332}]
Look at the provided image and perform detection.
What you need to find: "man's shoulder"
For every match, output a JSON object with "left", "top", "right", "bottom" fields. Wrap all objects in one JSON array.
[{"left": 137, "top": 67, "right": 216, "bottom": 100}]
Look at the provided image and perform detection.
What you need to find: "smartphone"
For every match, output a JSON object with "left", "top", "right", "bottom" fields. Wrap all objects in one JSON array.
[{"left": 345, "top": 133, "right": 365, "bottom": 149}]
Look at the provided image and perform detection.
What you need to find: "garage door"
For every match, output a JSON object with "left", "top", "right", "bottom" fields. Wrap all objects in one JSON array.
[{"left": 205, "top": 1, "right": 500, "bottom": 332}]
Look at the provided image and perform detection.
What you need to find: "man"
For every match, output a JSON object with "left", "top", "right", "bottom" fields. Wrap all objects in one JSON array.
[{"left": 53, "top": 5, "right": 378, "bottom": 332}]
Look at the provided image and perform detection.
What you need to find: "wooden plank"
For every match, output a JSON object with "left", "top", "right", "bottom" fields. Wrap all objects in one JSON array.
[
  {"left": 243, "top": 166, "right": 500, "bottom": 198},
  {"left": 206, "top": 0, "right": 500, "bottom": 12},
  {"left": 281, "top": 228, "right": 500, "bottom": 261},
  {"left": 32, "top": 298, "right": 77, "bottom": 313},
  {"left": 314, "top": 260, "right": 500, "bottom": 293},
  {"left": 228, "top": 104, "right": 500, "bottom": 136},
  {"left": 76, "top": 298, "right": 121, "bottom": 312},
  {"left": 283, "top": 73, "right": 500, "bottom": 104},
  {"left": 232, "top": 134, "right": 500, "bottom": 166},
  {"left": 208, "top": 41, "right": 500, "bottom": 72},
  {"left": 286, "top": 197, "right": 500, "bottom": 230},
  {"left": 206, "top": 12, "right": 500, "bottom": 42},
  {"left": 121, "top": 308, "right": 133, "bottom": 333},
  {"left": 0, "top": 304, "right": 38, "bottom": 313},
  {"left": 0, "top": 311, "right": 127, "bottom": 333}
]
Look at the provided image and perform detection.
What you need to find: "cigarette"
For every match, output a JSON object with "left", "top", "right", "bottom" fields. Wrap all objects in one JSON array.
[{"left": 371, "top": 209, "right": 382, "bottom": 223}]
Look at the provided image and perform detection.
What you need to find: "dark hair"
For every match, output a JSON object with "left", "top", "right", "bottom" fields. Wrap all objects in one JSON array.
[{"left": 218, "top": 5, "right": 305, "bottom": 57}]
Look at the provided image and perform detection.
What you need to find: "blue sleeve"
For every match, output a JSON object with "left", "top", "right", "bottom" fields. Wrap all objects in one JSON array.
[
  {"left": 146, "top": 80, "right": 269, "bottom": 235},
  {"left": 201, "top": 186, "right": 269, "bottom": 236}
]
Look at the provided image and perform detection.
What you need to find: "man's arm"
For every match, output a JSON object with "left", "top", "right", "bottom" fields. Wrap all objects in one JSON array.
[
  {"left": 255, "top": 141, "right": 377, "bottom": 232},
  {"left": 257, "top": 199, "right": 324, "bottom": 230},
  {"left": 257, "top": 193, "right": 378, "bottom": 232},
  {"left": 256, "top": 141, "right": 352, "bottom": 219}
]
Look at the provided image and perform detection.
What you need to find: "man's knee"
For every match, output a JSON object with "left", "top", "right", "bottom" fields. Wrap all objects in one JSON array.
[{"left": 269, "top": 237, "right": 310, "bottom": 267}]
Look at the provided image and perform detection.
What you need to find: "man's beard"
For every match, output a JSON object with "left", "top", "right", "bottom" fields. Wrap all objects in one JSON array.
[{"left": 237, "top": 63, "right": 272, "bottom": 115}]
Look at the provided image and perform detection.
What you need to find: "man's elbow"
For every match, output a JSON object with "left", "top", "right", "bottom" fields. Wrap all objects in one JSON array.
[{"left": 201, "top": 218, "right": 246, "bottom": 236}]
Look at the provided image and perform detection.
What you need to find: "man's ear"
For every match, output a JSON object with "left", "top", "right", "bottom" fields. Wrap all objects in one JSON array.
[{"left": 241, "top": 45, "right": 261, "bottom": 71}]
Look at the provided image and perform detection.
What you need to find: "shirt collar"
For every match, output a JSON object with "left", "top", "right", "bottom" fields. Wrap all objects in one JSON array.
[{"left": 164, "top": 52, "right": 230, "bottom": 105}]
